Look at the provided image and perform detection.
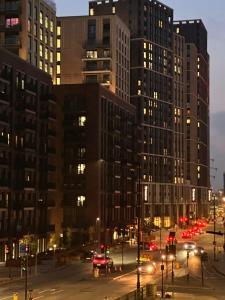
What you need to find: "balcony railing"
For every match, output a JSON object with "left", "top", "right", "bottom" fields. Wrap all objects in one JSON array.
[{"left": 0, "top": 24, "right": 22, "bottom": 32}]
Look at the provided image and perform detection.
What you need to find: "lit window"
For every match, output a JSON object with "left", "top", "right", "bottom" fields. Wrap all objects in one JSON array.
[
  {"left": 57, "top": 38, "right": 61, "bottom": 48},
  {"left": 78, "top": 116, "right": 86, "bottom": 126},
  {"left": 86, "top": 50, "right": 97, "bottom": 59},
  {"left": 57, "top": 26, "right": 61, "bottom": 36},
  {"left": 77, "top": 164, "right": 86, "bottom": 174},
  {"left": 56, "top": 77, "right": 61, "bottom": 85},
  {"left": 176, "top": 27, "right": 180, "bottom": 34},
  {"left": 144, "top": 52, "right": 146, "bottom": 59},
  {"left": 153, "top": 91, "right": 158, "bottom": 99},
  {"left": 50, "top": 20, "right": 54, "bottom": 32},
  {"left": 39, "top": 60, "right": 43, "bottom": 70},
  {"left": 56, "top": 64, "right": 61, "bottom": 74},
  {"left": 39, "top": 44, "right": 43, "bottom": 57},
  {"left": 144, "top": 186, "right": 148, "bottom": 201},
  {"left": 89, "top": 8, "right": 94, "bottom": 16},
  {"left": 6, "top": 17, "right": 20, "bottom": 28},
  {"left": 77, "top": 195, "right": 86, "bottom": 207},
  {"left": 50, "top": 36, "right": 53, "bottom": 47},
  {"left": 7, "top": 133, "right": 10, "bottom": 145},
  {"left": 198, "top": 122, "right": 200, "bottom": 127},
  {"left": 144, "top": 42, "right": 147, "bottom": 49},
  {"left": 45, "top": 48, "right": 48, "bottom": 60},
  {"left": 49, "top": 66, "right": 53, "bottom": 76},
  {"left": 187, "top": 118, "right": 190, "bottom": 124},
  {"left": 45, "top": 63, "right": 48, "bottom": 72},
  {"left": 40, "top": 28, "right": 43, "bottom": 41},
  {"left": 45, "top": 16, "right": 48, "bottom": 29},
  {"left": 144, "top": 61, "right": 146, "bottom": 68},
  {"left": 112, "top": 6, "right": 115, "bottom": 14},
  {"left": 57, "top": 52, "right": 61, "bottom": 62},
  {"left": 144, "top": 108, "right": 147, "bottom": 115},
  {"left": 138, "top": 89, "right": 141, "bottom": 95},
  {"left": 197, "top": 72, "right": 200, "bottom": 77},
  {"left": 50, "top": 51, "right": 53, "bottom": 63},
  {"left": 40, "top": 11, "right": 43, "bottom": 24},
  {"left": 138, "top": 80, "right": 141, "bottom": 86},
  {"left": 158, "top": 20, "right": 163, "bottom": 28}
]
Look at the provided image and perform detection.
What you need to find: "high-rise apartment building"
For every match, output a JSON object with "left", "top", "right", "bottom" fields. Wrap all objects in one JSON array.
[
  {"left": 89, "top": 0, "right": 175, "bottom": 227},
  {"left": 0, "top": 47, "right": 59, "bottom": 261},
  {"left": 56, "top": 15, "right": 130, "bottom": 102},
  {"left": 90, "top": 0, "right": 210, "bottom": 223},
  {"left": 174, "top": 20, "right": 210, "bottom": 217},
  {"left": 0, "top": 0, "right": 56, "bottom": 80},
  {"left": 53, "top": 83, "right": 139, "bottom": 244}
]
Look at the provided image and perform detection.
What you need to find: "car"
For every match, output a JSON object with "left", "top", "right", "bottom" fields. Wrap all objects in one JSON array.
[
  {"left": 167, "top": 231, "right": 177, "bottom": 244},
  {"left": 194, "top": 246, "right": 205, "bottom": 256},
  {"left": 149, "top": 242, "right": 158, "bottom": 251},
  {"left": 184, "top": 241, "right": 196, "bottom": 251},
  {"left": 138, "top": 261, "right": 156, "bottom": 274},
  {"left": 92, "top": 254, "right": 113, "bottom": 269},
  {"left": 80, "top": 250, "right": 96, "bottom": 263},
  {"left": 181, "top": 231, "right": 192, "bottom": 239}
]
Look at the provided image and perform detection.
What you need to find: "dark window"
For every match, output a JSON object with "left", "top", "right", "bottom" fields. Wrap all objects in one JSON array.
[
  {"left": 103, "top": 19, "right": 110, "bottom": 45},
  {"left": 88, "top": 20, "right": 96, "bottom": 42}
]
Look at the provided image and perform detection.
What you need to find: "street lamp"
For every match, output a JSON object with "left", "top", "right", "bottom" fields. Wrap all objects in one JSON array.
[
  {"left": 96, "top": 217, "right": 100, "bottom": 248},
  {"left": 161, "top": 255, "right": 166, "bottom": 298}
]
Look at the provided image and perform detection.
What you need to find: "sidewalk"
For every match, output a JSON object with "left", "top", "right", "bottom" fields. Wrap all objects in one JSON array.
[
  {"left": 211, "top": 252, "right": 225, "bottom": 276},
  {"left": 0, "top": 259, "right": 68, "bottom": 286},
  {"left": 157, "top": 293, "right": 217, "bottom": 300}
]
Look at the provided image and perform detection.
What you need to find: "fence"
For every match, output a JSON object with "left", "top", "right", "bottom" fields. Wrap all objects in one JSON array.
[{"left": 114, "top": 284, "right": 157, "bottom": 300}]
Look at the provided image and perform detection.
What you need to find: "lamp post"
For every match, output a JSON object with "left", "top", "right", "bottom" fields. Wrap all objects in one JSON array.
[
  {"left": 213, "top": 194, "right": 216, "bottom": 261},
  {"left": 96, "top": 217, "right": 100, "bottom": 248},
  {"left": 161, "top": 255, "right": 166, "bottom": 298},
  {"left": 170, "top": 254, "right": 175, "bottom": 284},
  {"left": 136, "top": 159, "right": 141, "bottom": 298},
  {"left": 186, "top": 249, "right": 190, "bottom": 282},
  {"left": 200, "top": 250, "right": 204, "bottom": 287}
]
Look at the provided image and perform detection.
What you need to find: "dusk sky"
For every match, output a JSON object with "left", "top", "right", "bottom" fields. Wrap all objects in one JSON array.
[{"left": 55, "top": 0, "right": 225, "bottom": 189}]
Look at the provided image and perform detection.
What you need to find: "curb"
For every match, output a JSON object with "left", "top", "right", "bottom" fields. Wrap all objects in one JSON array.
[{"left": 212, "top": 265, "right": 225, "bottom": 277}]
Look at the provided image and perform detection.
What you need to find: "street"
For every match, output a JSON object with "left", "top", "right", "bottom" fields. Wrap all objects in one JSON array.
[{"left": 1, "top": 224, "right": 225, "bottom": 300}]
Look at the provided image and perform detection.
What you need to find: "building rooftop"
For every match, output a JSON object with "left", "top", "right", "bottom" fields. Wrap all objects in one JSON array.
[{"left": 43, "top": 0, "right": 56, "bottom": 11}]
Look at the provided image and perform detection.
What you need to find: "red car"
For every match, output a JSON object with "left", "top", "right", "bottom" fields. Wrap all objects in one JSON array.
[
  {"left": 181, "top": 231, "right": 192, "bottom": 239},
  {"left": 93, "top": 254, "right": 113, "bottom": 269},
  {"left": 149, "top": 242, "right": 158, "bottom": 251}
]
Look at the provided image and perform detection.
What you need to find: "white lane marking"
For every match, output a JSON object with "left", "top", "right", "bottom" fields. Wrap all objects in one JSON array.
[
  {"left": 39, "top": 289, "right": 52, "bottom": 294},
  {"left": 1, "top": 296, "right": 13, "bottom": 300},
  {"left": 113, "top": 270, "right": 136, "bottom": 280},
  {"left": 51, "top": 289, "right": 64, "bottom": 295},
  {"left": 33, "top": 296, "right": 44, "bottom": 300}
]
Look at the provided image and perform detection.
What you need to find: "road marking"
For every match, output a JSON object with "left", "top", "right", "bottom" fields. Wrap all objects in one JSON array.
[
  {"left": 113, "top": 270, "right": 136, "bottom": 280},
  {"left": 33, "top": 296, "right": 44, "bottom": 300},
  {"left": 51, "top": 289, "right": 64, "bottom": 295},
  {"left": 39, "top": 289, "right": 52, "bottom": 294},
  {"left": 1, "top": 296, "right": 13, "bottom": 300}
]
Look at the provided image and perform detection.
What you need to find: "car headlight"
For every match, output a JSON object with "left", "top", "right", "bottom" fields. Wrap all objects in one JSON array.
[
  {"left": 147, "top": 266, "right": 153, "bottom": 272},
  {"left": 184, "top": 244, "right": 188, "bottom": 249},
  {"left": 138, "top": 267, "right": 142, "bottom": 271}
]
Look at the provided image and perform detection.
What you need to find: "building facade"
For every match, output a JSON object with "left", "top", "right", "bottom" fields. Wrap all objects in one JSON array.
[
  {"left": 0, "top": 47, "right": 59, "bottom": 261},
  {"left": 53, "top": 83, "right": 139, "bottom": 244},
  {"left": 174, "top": 20, "right": 210, "bottom": 218},
  {"left": 89, "top": 0, "right": 176, "bottom": 227},
  {"left": 56, "top": 14, "right": 130, "bottom": 102},
  {"left": 0, "top": 0, "right": 56, "bottom": 80}
]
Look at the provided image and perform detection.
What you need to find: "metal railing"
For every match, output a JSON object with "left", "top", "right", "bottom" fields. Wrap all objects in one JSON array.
[{"left": 114, "top": 284, "right": 157, "bottom": 300}]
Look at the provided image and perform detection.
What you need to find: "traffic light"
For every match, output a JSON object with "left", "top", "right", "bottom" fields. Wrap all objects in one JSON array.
[
  {"left": 105, "top": 245, "right": 110, "bottom": 255},
  {"left": 21, "top": 257, "right": 27, "bottom": 271},
  {"left": 25, "top": 244, "right": 29, "bottom": 254},
  {"left": 100, "top": 244, "right": 105, "bottom": 253}
]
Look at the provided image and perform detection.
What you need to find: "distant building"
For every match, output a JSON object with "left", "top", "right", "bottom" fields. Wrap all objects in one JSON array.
[
  {"left": 174, "top": 20, "right": 210, "bottom": 218},
  {"left": 0, "top": 47, "right": 59, "bottom": 261},
  {"left": 53, "top": 83, "right": 139, "bottom": 244},
  {"left": 56, "top": 14, "right": 130, "bottom": 102},
  {"left": 0, "top": 0, "right": 56, "bottom": 80}
]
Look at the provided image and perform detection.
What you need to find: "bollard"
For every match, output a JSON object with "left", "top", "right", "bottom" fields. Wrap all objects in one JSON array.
[{"left": 13, "top": 293, "right": 19, "bottom": 300}]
